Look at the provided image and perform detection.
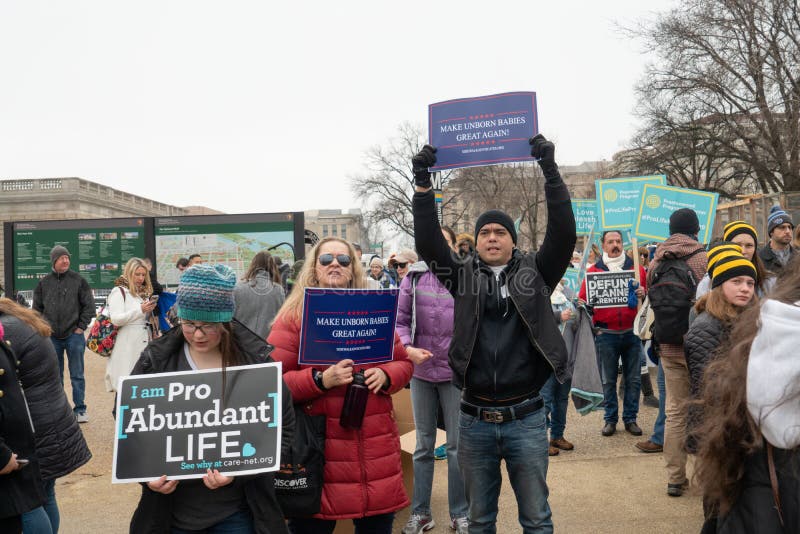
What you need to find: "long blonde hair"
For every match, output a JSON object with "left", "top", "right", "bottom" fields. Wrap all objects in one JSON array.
[
  {"left": 123, "top": 257, "right": 153, "bottom": 299},
  {"left": 275, "top": 238, "right": 366, "bottom": 322},
  {"left": 0, "top": 298, "right": 51, "bottom": 337}
]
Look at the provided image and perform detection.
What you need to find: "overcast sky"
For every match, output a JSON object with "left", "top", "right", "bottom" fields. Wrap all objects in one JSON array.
[{"left": 0, "top": 1, "right": 675, "bottom": 215}]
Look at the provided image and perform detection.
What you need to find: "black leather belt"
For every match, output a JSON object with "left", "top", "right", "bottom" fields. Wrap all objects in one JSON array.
[{"left": 460, "top": 397, "right": 544, "bottom": 424}]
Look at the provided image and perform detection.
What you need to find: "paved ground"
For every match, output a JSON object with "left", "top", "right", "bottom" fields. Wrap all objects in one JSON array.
[{"left": 56, "top": 353, "right": 704, "bottom": 533}]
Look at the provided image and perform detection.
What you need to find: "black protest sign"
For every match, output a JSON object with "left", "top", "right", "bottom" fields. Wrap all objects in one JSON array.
[
  {"left": 585, "top": 271, "right": 635, "bottom": 309},
  {"left": 113, "top": 362, "right": 282, "bottom": 483}
]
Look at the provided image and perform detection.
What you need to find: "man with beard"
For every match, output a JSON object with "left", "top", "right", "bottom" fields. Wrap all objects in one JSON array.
[{"left": 758, "top": 205, "right": 796, "bottom": 275}]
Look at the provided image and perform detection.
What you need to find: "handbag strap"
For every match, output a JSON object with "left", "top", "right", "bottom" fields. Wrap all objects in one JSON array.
[
  {"left": 766, "top": 442, "right": 784, "bottom": 527},
  {"left": 101, "top": 287, "right": 127, "bottom": 316}
]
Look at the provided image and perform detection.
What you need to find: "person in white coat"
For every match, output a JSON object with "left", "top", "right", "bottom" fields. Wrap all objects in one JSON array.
[{"left": 104, "top": 258, "right": 157, "bottom": 392}]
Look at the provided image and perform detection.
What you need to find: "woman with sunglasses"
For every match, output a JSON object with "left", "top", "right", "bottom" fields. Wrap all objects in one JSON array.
[
  {"left": 268, "top": 237, "right": 413, "bottom": 534},
  {"left": 128, "top": 264, "right": 294, "bottom": 534}
]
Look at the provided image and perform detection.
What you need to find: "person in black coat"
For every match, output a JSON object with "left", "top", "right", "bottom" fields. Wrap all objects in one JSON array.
[
  {"left": 0, "top": 320, "right": 46, "bottom": 533},
  {"left": 0, "top": 298, "right": 92, "bottom": 533}
]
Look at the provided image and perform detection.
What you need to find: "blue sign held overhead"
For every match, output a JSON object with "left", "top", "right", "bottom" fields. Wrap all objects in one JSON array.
[
  {"left": 572, "top": 200, "right": 598, "bottom": 236},
  {"left": 299, "top": 288, "right": 400, "bottom": 365},
  {"left": 429, "top": 92, "right": 538, "bottom": 171},
  {"left": 634, "top": 184, "right": 719, "bottom": 244},
  {"left": 595, "top": 175, "right": 666, "bottom": 231}
]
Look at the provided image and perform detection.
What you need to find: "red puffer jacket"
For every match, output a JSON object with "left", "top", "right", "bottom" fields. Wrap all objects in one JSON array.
[{"left": 267, "top": 315, "right": 413, "bottom": 520}]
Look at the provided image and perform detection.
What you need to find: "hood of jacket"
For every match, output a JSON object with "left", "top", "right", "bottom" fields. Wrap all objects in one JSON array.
[{"left": 407, "top": 260, "right": 429, "bottom": 274}]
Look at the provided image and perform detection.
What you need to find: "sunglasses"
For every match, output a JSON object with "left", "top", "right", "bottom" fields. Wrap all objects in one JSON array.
[
  {"left": 395, "top": 262, "right": 409, "bottom": 269},
  {"left": 318, "top": 253, "right": 352, "bottom": 267}
]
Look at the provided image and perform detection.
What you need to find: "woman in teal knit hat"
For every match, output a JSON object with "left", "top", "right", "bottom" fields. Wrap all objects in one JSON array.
[{"left": 127, "top": 263, "right": 294, "bottom": 534}]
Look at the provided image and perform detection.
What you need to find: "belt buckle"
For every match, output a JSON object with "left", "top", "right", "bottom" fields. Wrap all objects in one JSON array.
[{"left": 482, "top": 410, "right": 505, "bottom": 423}]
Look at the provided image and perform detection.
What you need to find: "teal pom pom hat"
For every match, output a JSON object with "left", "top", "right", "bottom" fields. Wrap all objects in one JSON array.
[{"left": 177, "top": 264, "right": 237, "bottom": 322}]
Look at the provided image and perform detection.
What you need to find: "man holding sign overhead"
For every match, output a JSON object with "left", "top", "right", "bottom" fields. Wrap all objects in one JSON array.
[
  {"left": 412, "top": 134, "right": 575, "bottom": 533},
  {"left": 578, "top": 231, "right": 647, "bottom": 438}
]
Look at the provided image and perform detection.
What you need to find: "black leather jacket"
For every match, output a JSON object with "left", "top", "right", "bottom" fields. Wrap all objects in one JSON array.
[{"left": 413, "top": 181, "right": 576, "bottom": 401}]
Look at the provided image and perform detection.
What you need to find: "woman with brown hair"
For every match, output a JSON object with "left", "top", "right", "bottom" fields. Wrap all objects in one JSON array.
[
  {"left": 267, "top": 237, "right": 413, "bottom": 534},
  {"left": 233, "top": 251, "right": 285, "bottom": 339},
  {"left": 104, "top": 257, "right": 158, "bottom": 392},
  {"left": 0, "top": 298, "right": 91, "bottom": 533},
  {"left": 693, "top": 256, "right": 800, "bottom": 532}
]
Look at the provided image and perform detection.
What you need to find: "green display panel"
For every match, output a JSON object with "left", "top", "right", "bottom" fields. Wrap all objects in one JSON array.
[
  {"left": 13, "top": 219, "right": 146, "bottom": 291},
  {"left": 154, "top": 213, "right": 300, "bottom": 287}
]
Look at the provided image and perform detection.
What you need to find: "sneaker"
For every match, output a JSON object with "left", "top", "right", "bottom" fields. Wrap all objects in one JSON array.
[
  {"left": 450, "top": 516, "right": 469, "bottom": 534},
  {"left": 402, "top": 514, "right": 435, "bottom": 534},
  {"left": 550, "top": 437, "right": 574, "bottom": 451},
  {"left": 636, "top": 440, "right": 663, "bottom": 453},
  {"left": 76, "top": 412, "right": 89, "bottom": 423},
  {"left": 667, "top": 480, "right": 689, "bottom": 497},
  {"left": 434, "top": 444, "right": 447, "bottom": 460}
]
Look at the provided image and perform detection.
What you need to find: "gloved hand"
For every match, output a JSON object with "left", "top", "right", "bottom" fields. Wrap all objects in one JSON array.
[
  {"left": 412, "top": 145, "right": 437, "bottom": 188},
  {"left": 529, "top": 134, "right": 560, "bottom": 183}
]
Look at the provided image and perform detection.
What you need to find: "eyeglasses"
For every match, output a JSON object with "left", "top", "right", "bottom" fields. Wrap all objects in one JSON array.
[
  {"left": 395, "top": 262, "right": 409, "bottom": 269},
  {"left": 318, "top": 253, "right": 352, "bottom": 267},
  {"left": 181, "top": 322, "right": 222, "bottom": 335}
]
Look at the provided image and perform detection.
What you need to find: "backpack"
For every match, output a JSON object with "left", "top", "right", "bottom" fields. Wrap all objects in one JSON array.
[{"left": 648, "top": 248, "right": 703, "bottom": 345}]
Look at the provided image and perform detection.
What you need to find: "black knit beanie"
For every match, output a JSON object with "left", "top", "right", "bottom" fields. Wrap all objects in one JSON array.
[
  {"left": 669, "top": 208, "right": 700, "bottom": 236},
  {"left": 474, "top": 210, "right": 517, "bottom": 244}
]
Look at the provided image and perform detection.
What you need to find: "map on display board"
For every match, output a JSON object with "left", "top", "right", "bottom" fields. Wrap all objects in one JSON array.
[
  {"left": 10, "top": 218, "right": 146, "bottom": 291},
  {"left": 154, "top": 213, "right": 303, "bottom": 287}
]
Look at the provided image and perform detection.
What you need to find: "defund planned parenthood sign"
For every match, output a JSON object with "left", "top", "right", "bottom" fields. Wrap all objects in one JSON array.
[
  {"left": 113, "top": 363, "right": 282, "bottom": 482},
  {"left": 429, "top": 92, "right": 538, "bottom": 171},
  {"left": 585, "top": 271, "right": 635, "bottom": 309}
]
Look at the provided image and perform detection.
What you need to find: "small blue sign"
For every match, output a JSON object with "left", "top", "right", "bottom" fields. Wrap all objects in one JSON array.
[
  {"left": 572, "top": 200, "right": 598, "bottom": 236},
  {"left": 429, "top": 91, "right": 538, "bottom": 171},
  {"left": 635, "top": 184, "right": 719, "bottom": 244},
  {"left": 299, "top": 288, "right": 400, "bottom": 365},
  {"left": 562, "top": 267, "right": 581, "bottom": 295},
  {"left": 595, "top": 175, "right": 667, "bottom": 230}
]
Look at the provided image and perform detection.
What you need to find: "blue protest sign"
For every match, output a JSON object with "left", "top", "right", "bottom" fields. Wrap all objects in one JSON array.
[
  {"left": 299, "top": 288, "right": 399, "bottom": 365},
  {"left": 634, "top": 184, "right": 719, "bottom": 244},
  {"left": 429, "top": 92, "right": 538, "bottom": 171},
  {"left": 562, "top": 267, "right": 581, "bottom": 295},
  {"left": 595, "top": 175, "right": 666, "bottom": 230},
  {"left": 572, "top": 200, "right": 598, "bottom": 236}
]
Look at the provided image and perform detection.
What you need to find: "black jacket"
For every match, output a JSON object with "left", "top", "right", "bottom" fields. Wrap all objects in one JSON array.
[
  {"left": 0, "top": 338, "right": 46, "bottom": 519},
  {"left": 758, "top": 244, "right": 796, "bottom": 276},
  {"left": 33, "top": 270, "right": 95, "bottom": 339},
  {"left": 128, "top": 322, "right": 294, "bottom": 534},
  {"left": 716, "top": 445, "right": 799, "bottom": 533},
  {"left": 0, "top": 315, "right": 91, "bottom": 481},
  {"left": 413, "top": 181, "right": 576, "bottom": 401}
]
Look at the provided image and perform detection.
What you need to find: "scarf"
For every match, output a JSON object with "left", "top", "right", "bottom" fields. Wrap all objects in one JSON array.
[{"left": 602, "top": 252, "right": 626, "bottom": 272}]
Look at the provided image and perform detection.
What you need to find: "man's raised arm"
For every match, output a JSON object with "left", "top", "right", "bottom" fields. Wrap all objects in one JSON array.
[{"left": 411, "top": 145, "right": 459, "bottom": 293}]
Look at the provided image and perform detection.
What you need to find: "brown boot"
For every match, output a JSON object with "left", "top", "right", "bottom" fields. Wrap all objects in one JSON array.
[
  {"left": 550, "top": 437, "right": 574, "bottom": 451},
  {"left": 548, "top": 445, "right": 560, "bottom": 456},
  {"left": 635, "top": 440, "right": 663, "bottom": 453}
]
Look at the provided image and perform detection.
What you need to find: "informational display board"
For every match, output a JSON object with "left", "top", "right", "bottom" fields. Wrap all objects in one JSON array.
[
  {"left": 595, "top": 175, "right": 667, "bottom": 230},
  {"left": 634, "top": 184, "right": 719, "bottom": 244},
  {"left": 429, "top": 91, "right": 538, "bottom": 171},
  {"left": 154, "top": 213, "right": 304, "bottom": 286},
  {"left": 584, "top": 271, "right": 635, "bottom": 309},
  {"left": 9, "top": 218, "right": 147, "bottom": 291},
  {"left": 299, "top": 288, "right": 399, "bottom": 365},
  {"left": 113, "top": 362, "right": 282, "bottom": 482}
]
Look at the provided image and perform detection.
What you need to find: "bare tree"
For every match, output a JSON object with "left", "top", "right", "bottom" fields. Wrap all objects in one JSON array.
[
  {"left": 350, "top": 122, "right": 469, "bottom": 238},
  {"left": 625, "top": 0, "right": 800, "bottom": 193}
]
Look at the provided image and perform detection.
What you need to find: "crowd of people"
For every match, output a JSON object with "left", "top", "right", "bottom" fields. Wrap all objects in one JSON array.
[{"left": 1, "top": 135, "right": 798, "bottom": 533}]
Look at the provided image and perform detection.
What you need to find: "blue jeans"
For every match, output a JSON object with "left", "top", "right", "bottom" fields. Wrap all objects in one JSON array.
[
  {"left": 540, "top": 374, "right": 571, "bottom": 440},
  {"left": 649, "top": 360, "right": 666, "bottom": 445},
  {"left": 50, "top": 333, "right": 87, "bottom": 413},
  {"left": 22, "top": 479, "right": 57, "bottom": 534},
  {"left": 595, "top": 331, "right": 641, "bottom": 424},
  {"left": 409, "top": 377, "right": 467, "bottom": 519},
  {"left": 288, "top": 513, "right": 394, "bottom": 534},
  {"left": 171, "top": 510, "right": 254, "bottom": 533},
  {"left": 458, "top": 397, "right": 552, "bottom": 533}
]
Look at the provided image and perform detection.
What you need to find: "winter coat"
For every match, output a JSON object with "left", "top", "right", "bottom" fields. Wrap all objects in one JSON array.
[
  {"left": 412, "top": 183, "right": 576, "bottom": 394},
  {"left": 233, "top": 272, "right": 286, "bottom": 340},
  {"left": 105, "top": 285, "right": 150, "bottom": 392},
  {"left": 267, "top": 315, "right": 413, "bottom": 520},
  {"left": 647, "top": 234, "right": 707, "bottom": 361},
  {"left": 0, "top": 335, "right": 46, "bottom": 519},
  {"left": 33, "top": 269, "right": 95, "bottom": 339},
  {"left": 396, "top": 263, "right": 453, "bottom": 383},
  {"left": 757, "top": 244, "right": 796, "bottom": 276},
  {"left": 578, "top": 256, "right": 647, "bottom": 331},
  {"left": 129, "top": 322, "right": 294, "bottom": 534},
  {"left": 0, "top": 315, "right": 91, "bottom": 481}
]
